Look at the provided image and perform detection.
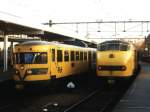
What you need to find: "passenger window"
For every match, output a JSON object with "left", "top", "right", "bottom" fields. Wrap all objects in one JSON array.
[
  {"left": 80, "top": 51, "right": 83, "bottom": 61},
  {"left": 14, "top": 53, "right": 16, "bottom": 64},
  {"left": 39, "top": 53, "right": 47, "bottom": 64},
  {"left": 99, "top": 44, "right": 107, "bottom": 51},
  {"left": 64, "top": 50, "right": 69, "bottom": 61},
  {"left": 15, "top": 52, "right": 47, "bottom": 64},
  {"left": 84, "top": 52, "right": 87, "bottom": 61},
  {"left": 57, "top": 50, "right": 62, "bottom": 62},
  {"left": 71, "top": 51, "right": 75, "bottom": 61},
  {"left": 120, "top": 44, "right": 129, "bottom": 51},
  {"left": 93, "top": 52, "right": 96, "bottom": 59},
  {"left": 76, "top": 51, "right": 79, "bottom": 61},
  {"left": 52, "top": 49, "right": 55, "bottom": 61},
  {"left": 108, "top": 44, "right": 120, "bottom": 50}
]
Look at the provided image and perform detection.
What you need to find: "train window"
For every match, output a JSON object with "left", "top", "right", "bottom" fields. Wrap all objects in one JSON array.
[
  {"left": 71, "top": 51, "right": 75, "bottom": 61},
  {"left": 15, "top": 52, "right": 47, "bottom": 64},
  {"left": 57, "top": 50, "right": 62, "bottom": 62},
  {"left": 148, "top": 44, "right": 150, "bottom": 55},
  {"left": 76, "top": 51, "right": 79, "bottom": 61},
  {"left": 99, "top": 43, "right": 129, "bottom": 51},
  {"left": 93, "top": 52, "right": 96, "bottom": 59},
  {"left": 36, "top": 53, "right": 47, "bottom": 64},
  {"left": 107, "top": 44, "right": 120, "bottom": 50},
  {"left": 88, "top": 51, "right": 91, "bottom": 59},
  {"left": 120, "top": 44, "right": 129, "bottom": 51},
  {"left": 13, "top": 53, "right": 16, "bottom": 64},
  {"left": 84, "top": 52, "right": 87, "bottom": 60},
  {"left": 52, "top": 49, "right": 55, "bottom": 61},
  {"left": 64, "top": 50, "right": 69, "bottom": 61},
  {"left": 99, "top": 44, "right": 107, "bottom": 51},
  {"left": 80, "top": 51, "right": 83, "bottom": 61}
]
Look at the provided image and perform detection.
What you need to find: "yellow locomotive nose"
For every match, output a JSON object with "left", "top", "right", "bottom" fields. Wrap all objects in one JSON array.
[
  {"left": 109, "top": 54, "right": 115, "bottom": 58},
  {"left": 97, "top": 40, "right": 138, "bottom": 78},
  {"left": 20, "top": 66, "right": 24, "bottom": 70},
  {"left": 98, "top": 51, "right": 131, "bottom": 65},
  {"left": 97, "top": 65, "right": 126, "bottom": 71}
]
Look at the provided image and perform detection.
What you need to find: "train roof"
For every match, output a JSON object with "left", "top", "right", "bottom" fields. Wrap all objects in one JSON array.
[
  {"left": 99, "top": 40, "right": 130, "bottom": 45},
  {"left": 15, "top": 41, "right": 93, "bottom": 49},
  {"left": 17, "top": 41, "right": 50, "bottom": 46}
]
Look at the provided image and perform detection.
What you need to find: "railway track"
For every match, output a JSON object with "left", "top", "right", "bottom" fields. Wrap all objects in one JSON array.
[
  {"left": 41, "top": 79, "right": 134, "bottom": 112},
  {"left": 63, "top": 85, "right": 130, "bottom": 112},
  {"left": 0, "top": 78, "right": 98, "bottom": 112},
  {"left": 0, "top": 87, "right": 53, "bottom": 112},
  {"left": 68, "top": 89, "right": 118, "bottom": 112},
  {"left": 0, "top": 83, "right": 132, "bottom": 112},
  {"left": 0, "top": 72, "right": 137, "bottom": 112}
]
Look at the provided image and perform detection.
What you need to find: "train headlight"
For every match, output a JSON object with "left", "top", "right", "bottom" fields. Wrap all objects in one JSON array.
[
  {"left": 16, "top": 70, "right": 19, "bottom": 74},
  {"left": 15, "top": 70, "right": 20, "bottom": 75},
  {"left": 145, "top": 48, "right": 148, "bottom": 51},
  {"left": 26, "top": 68, "right": 48, "bottom": 75},
  {"left": 98, "top": 65, "right": 102, "bottom": 70},
  {"left": 121, "top": 66, "right": 126, "bottom": 71},
  {"left": 26, "top": 70, "right": 32, "bottom": 74},
  {"left": 20, "top": 66, "right": 24, "bottom": 70}
]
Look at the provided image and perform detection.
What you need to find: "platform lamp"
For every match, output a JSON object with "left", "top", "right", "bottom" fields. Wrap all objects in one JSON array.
[
  {"left": 76, "top": 24, "right": 79, "bottom": 33},
  {"left": 49, "top": 20, "right": 52, "bottom": 27},
  {"left": 123, "top": 22, "right": 126, "bottom": 32},
  {"left": 147, "top": 22, "right": 149, "bottom": 32},
  {"left": 97, "top": 23, "right": 101, "bottom": 32}
]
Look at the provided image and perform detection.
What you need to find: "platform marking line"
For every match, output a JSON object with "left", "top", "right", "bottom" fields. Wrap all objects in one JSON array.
[
  {"left": 63, "top": 90, "right": 98, "bottom": 112},
  {"left": 0, "top": 104, "right": 14, "bottom": 110},
  {"left": 129, "top": 82, "right": 137, "bottom": 95},
  {"left": 127, "top": 106, "right": 150, "bottom": 109}
]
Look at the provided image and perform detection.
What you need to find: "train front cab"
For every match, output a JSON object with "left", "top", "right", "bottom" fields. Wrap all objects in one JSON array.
[
  {"left": 96, "top": 41, "right": 138, "bottom": 81},
  {"left": 13, "top": 44, "right": 51, "bottom": 88}
]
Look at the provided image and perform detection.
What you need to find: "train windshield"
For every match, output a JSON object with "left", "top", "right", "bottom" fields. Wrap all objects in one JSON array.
[
  {"left": 15, "top": 52, "right": 47, "bottom": 64},
  {"left": 98, "top": 43, "right": 129, "bottom": 51}
]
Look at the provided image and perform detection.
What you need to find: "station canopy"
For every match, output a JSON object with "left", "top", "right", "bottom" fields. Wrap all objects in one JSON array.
[{"left": 0, "top": 13, "right": 96, "bottom": 47}]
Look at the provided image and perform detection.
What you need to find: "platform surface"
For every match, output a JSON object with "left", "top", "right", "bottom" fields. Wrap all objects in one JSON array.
[
  {"left": 113, "top": 62, "right": 150, "bottom": 112},
  {"left": 0, "top": 69, "right": 13, "bottom": 82}
]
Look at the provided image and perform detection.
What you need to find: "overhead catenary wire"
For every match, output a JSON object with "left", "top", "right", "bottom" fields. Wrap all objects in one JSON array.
[{"left": 0, "top": 10, "right": 21, "bottom": 18}]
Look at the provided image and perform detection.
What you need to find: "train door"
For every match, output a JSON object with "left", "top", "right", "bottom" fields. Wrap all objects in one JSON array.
[
  {"left": 148, "top": 43, "right": 150, "bottom": 56},
  {"left": 64, "top": 49, "right": 71, "bottom": 76},
  {"left": 134, "top": 49, "right": 138, "bottom": 70},
  {"left": 88, "top": 51, "right": 91, "bottom": 69},
  {"left": 56, "top": 48, "right": 63, "bottom": 78},
  {"left": 91, "top": 51, "right": 96, "bottom": 70},
  {"left": 70, "top": 50, "right": 76, "bottom": 74},
  {"left": 50, "top": 48, "right": 64, "bottom": 78},
  {"left": 50, "top": 48, "right": 57, "bottom": 79}
]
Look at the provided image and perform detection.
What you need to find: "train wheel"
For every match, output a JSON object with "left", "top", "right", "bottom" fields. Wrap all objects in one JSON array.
[
  {"left": 107, "top": 79, "right": 116, "bottom": 84},
  {"left": 15, "top": 84, "right": 24, "bottom": 90}
]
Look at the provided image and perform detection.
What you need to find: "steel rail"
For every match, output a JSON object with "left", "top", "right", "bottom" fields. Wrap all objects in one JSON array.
[{"left": 63, "top": 90, "right": 98, "bottom": 112}]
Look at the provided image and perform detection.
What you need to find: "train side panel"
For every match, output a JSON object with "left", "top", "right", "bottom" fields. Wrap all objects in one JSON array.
[
  {"left": 50, "top": 47, "right": 89, "bottom": 78},
  {"left": 13, "top": 41, "right": 95, "bottom": 88}
]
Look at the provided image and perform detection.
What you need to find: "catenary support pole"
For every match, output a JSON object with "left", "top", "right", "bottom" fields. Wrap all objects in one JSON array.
[{"left": 3, "top": 35, "right": 8, "bottom": 72}]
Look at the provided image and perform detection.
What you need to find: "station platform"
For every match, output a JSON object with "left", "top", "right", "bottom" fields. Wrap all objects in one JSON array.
[
  {"left": 0, "top": 69, "right": 13, "bottom": 82},
  {"left": 113, "top": 62, "right": 150, "bottom": 112}
]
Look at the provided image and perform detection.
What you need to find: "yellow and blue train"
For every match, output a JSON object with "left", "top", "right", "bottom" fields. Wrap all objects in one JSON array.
[
  {"left": 96, "top": 40, "right": 139, "bottom": 80},
  {"left": 13, "top": 41, "right": 96, "bottom": 88}
]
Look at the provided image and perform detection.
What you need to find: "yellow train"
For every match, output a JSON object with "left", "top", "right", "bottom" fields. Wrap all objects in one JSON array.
[
  {"left": 96, "top": 40, "right": 138, "bottom": 80},
  {"left": 13, "top": 41, "right": 96, "bottom": 88}
]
